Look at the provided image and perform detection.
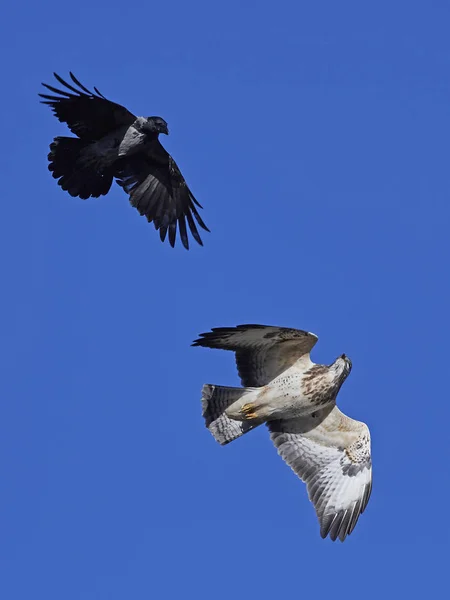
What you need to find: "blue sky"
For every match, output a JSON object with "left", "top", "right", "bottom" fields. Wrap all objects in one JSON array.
[{"left": 1, "top": 1, "right": 449, "bottom": 597}]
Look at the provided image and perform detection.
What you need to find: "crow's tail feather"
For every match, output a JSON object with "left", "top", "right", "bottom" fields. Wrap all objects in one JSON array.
[{"left": 48, "top": 137, "right": 113, "bottom": 199}]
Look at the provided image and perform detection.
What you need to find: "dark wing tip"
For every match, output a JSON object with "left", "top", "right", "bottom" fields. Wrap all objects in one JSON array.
[
  {"left": 93, "top": 86, "right": 106, "bottom": 99},
  {"left": 320, "top": 491, "right": 369, "bottom": 542},
  {"left": 189, "top": 200, "right": 210, "bottom": 233},
  {"left": 68, "top": 72, "right": 94, "bottom": 95},
  {"left": 178, "top": 215, "right": 189, "bottom": 250},
  {"left": 191, "top": 325, "right": 245, "bottom": 348},
  {"left": 191, "top": 328, "right": 226, "bottom": 347},
  {"left": 361, "top": 480, "right": 372, "bottom": 513},
  {"left": 191, "top": 333, "right": 212, "bottom": 347},
  {"left": 168, "top": 221, "right": 177, "bottom": 248},
  {"left": 184, "top": 209, "right": 204, "bottom": 246}
]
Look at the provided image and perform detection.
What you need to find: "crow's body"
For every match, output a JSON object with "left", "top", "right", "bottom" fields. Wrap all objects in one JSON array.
[{"left": 40, "top": 73, "right": 209, "bottom": 249}]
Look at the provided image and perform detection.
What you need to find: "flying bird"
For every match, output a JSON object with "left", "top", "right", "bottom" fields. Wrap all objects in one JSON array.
[
  {"left": 193, "top": 324, "right": 372, "bottom": 542},
  {"left": 39, "top": 72, "right": 209, "bottom": 249}
]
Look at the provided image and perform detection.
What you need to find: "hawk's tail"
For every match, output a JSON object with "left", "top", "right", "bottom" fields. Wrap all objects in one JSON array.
[
  {"left": 201, "top": 384, "right": 262, "bottom": 445},
  {"left": 48, "top": 137, "right": 113, "bottom": 199}
]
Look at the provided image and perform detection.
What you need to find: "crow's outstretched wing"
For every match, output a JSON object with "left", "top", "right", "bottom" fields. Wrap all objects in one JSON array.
[
  {"left": 39, "top": 72, "right": 136, "bottom": 140},
  {"left": 115, "top": 143, "right": 209, "bottom": 249}
]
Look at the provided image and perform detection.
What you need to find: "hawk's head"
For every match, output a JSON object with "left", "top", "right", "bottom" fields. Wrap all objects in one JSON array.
[
  {"left": 339, "top": 353, "right": 352, "bottom": 374},
  {"left": 331, "top": 353, "right": 352, "bottom": 382}
]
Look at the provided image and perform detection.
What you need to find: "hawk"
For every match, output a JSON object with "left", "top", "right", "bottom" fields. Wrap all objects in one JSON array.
[
  {"left": 193, "top": 324, "right": 372, "bottom": 542},
  {"left": 39, "top": 72, "right": 209, "bottom": 249}
]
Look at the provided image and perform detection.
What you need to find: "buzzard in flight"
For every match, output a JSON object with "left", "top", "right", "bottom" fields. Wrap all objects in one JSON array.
[
  {"left": 193, "top": 324, "right": 372, "bottom": 542},
  {"left": 39, "top": 72, "right": 209, "bottom": 249}
]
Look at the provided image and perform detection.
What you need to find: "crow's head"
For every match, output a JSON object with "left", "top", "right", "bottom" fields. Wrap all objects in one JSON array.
[{"left": 143, "top": 116, "right": 169, "bottom": 135}]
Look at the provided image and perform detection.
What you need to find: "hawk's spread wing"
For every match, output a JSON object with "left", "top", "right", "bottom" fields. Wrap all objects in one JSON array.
[
  {"left": 268, "top": 406, "right": 372, "bottom": 542},
  {"left": 115, "top": 148, "right": 209, "bottom": 249},
  {"left": 39, "top": 72, "right": 136, "bottom": 140},
  {"left": 192, "top": 324, "right": 318, "bottom": 386}
]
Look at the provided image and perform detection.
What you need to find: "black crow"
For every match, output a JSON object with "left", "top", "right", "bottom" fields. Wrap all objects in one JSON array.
[{"left": 39, "top": 73, "right": 209, "bottom": 249}]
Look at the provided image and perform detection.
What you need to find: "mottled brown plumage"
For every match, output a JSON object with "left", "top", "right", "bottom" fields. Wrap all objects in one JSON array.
[{"left": 193, "top": 324, "right": 372, "bottom": 541}]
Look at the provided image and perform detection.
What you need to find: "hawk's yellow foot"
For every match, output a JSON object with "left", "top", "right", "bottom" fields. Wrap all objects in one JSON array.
[{"left": 241, "top": 402, "right": 258, "bottom": 419}]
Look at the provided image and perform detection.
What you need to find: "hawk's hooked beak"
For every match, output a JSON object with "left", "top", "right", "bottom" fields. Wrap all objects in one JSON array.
[{"left": 340, "top": 354, "right": 352, "bottom": 371}]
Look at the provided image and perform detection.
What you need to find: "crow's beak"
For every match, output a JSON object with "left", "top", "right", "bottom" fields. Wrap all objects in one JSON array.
[{"left": 163, "top": 126, "right": 169, "bottom": 135}]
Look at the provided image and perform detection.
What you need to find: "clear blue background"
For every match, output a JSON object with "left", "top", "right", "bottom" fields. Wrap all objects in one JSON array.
[{"left": 1, "top": 1, "right": 449, "bottom": 598}]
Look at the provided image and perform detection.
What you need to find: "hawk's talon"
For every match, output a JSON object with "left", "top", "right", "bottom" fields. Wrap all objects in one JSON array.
[{"left": 241, "top": 402, "right": 258, "bottom": 420}]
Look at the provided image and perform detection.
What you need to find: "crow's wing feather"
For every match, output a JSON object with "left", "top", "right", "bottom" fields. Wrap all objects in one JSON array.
[
  {"left": 115, "top": 143, "right": 209, "bottom": 249},
  {"left": 39, "top": 72, "right": 136, "bottom": 140}
]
